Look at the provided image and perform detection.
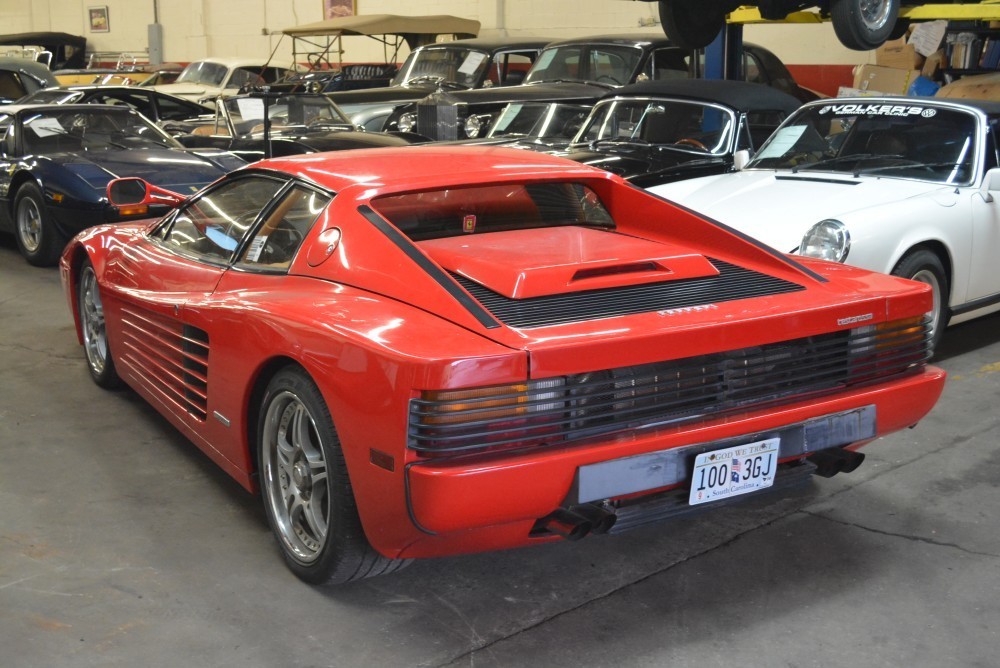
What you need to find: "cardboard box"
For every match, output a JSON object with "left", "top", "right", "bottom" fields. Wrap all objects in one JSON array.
[
  {"left": 877, "top": 36, "right": 925, "bottom": 70},
  {"left": 921, "top": 49, "right": 946, "bottom": 78},
  {"left": 852, "top": 64, "right": 920, "bottom": 95}
]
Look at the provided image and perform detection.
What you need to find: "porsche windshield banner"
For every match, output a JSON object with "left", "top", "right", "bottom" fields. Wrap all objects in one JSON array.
[{"left": 817, "top": 104, "right": 937, "bottom": 118}]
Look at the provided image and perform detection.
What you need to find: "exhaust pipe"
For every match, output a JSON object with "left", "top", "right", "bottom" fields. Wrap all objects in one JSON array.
[
  {"left": 808, "top": 448, "right": 866, "bottom": 478},
  {"left": 570, "top": 503, "right": 618, "bottom": 534},
  {"left": 537, "top": 508, "right": 592, "bottom": 541}
]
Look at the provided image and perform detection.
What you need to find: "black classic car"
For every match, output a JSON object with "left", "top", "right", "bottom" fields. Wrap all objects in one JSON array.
[
  {"left": 555, "top": 79, "right": 800, "bottom": 187},
  {"left": 327, "top": 37, "right": 551, "bottom": 131},
  {"left": 0, "top": 57, "right": 59, "bottom": 104},
  {"left": 386, "top": 35, "right": 815, "bottom": 141},
  {"left": 16, "top": 85, "right": 214, "bottom": 128},
  {"left": 174, "top": 92, "right": 413, "bottom": 162},
  {"left": 0, "top": 104, "right": 244, "bottom": 266}
]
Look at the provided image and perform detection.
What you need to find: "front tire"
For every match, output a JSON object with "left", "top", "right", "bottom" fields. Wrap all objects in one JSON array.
[
  {"left": 891, "top": 249, "right": 949, "bottom": 352},
  {"left": 78, "top": 259, "right": 121, "bottom": 389},
  {"left": 14, "top": 182, "right": 66, "bottom": 267},
  {"left": 257, "top": 367, "right": 409, "bottom": 584},
  {"left": 658, "top": 1, "right": 727, "bottom": 50},
  {"left": 831, "top": 0, "right": 900, "bottom": 51}
]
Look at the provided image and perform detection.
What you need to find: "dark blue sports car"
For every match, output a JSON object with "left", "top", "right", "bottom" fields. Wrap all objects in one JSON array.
[{"left": 0, "top": 104, "right": 245, "bottom": 265}]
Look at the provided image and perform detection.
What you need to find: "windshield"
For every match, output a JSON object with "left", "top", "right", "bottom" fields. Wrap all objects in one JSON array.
[
  {"left": 19, "top": 89, "right": 81, "bottom": 104},
  {"left": 222, "top": 95, "right": 352, "bottom": 136},
  {"left": 748, "top": 102, "right": 979, "bottom": 185},
  {"left": 21, "top": 108, "right": 181, "bottom": 153},
  {"left": 574, "top": 98, "right": 735, "bottom": 155},
  {"left": 176, "top": 61, "right": 228, "bottom": 86},
  {"left": 524, "top": 44, "right": 643, "bottom": 86},
  {"left": 486, "top": 102, "right": 590, "bottom": 140},
  {"left": 392, "top": 47, "right": 491, "bottom": 88}
]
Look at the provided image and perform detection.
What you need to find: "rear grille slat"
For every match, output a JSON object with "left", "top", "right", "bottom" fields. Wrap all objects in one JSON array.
[
  {"left": 452, "top": 259, "right": 804, "bottom": 328},
  {"left": 408, "top": 319, "right": 931, "bottom": 456}
]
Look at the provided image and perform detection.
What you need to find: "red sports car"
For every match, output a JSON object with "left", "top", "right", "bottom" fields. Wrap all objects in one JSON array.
[{"left": 60, "top": 146, "right": 945, "bottom": 584}]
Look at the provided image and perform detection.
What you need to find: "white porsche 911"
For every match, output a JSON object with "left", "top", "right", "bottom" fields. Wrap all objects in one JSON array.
[{"left": 650, "top": 96, "right": 1000, "bottom": 348}]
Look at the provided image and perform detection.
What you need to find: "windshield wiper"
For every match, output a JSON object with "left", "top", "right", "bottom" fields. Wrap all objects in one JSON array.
[{"left": 854, "top": 161, "right": 960, "bottom": 178}]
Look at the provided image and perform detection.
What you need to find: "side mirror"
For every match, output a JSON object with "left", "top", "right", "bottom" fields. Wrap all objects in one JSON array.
[
  {"left": 733, "top": 149, "right": 752, "bottom": 171},
  {"left": 979, "top": 167, "right": 1000, "bottom": 203},
  {"left": 107, "top": 177, "right": 186, "bottom": 215}
]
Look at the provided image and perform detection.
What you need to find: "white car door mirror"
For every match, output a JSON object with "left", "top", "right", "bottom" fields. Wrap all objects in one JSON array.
[
  {"left": 979, "top": 167, "right": 1000, "bottom": 202},
  {"left": 733, "top": 149, "right": 751, "bottom": 171}
]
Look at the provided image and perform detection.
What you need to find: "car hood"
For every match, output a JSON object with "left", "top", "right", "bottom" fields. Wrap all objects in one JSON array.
[
  {"left": 151, "top": 83, "right": 218, "bottom": 100},
  {"left": 424, "top": 81, "right": 608, "bottom": 105},
  {"left": 653, "top": 170, "right": 944, "bottom": 252},
  {"left": 412, "top": 225, "right": 925, "bottom": 372},
  {"left": 329, "top": 85, "right": 434, "bottom": 106},
  {"left": 55, "top": 148, "right": 236, "bottom": 194},
  {"left": 282, "top": 130, "right": 413, "bottom": 151}
]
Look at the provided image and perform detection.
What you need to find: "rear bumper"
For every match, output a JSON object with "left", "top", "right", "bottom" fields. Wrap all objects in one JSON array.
[{"left": 397, "top": 366, "right": 945, "bottom": 558}]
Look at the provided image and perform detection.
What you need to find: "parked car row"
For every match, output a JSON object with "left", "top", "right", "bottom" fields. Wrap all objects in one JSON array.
[{"left": 0, "top": 29, "right": 971, "bottom": 587}]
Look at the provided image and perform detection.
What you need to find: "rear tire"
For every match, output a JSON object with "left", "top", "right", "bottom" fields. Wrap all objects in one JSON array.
[
  {"left": 14, "top": 182, "right": 66, "bottom": 267},
  {"left": 658, "top": 0, "right": 727, "bottom": 50},
  {"left": 831, "top": 0, "right": 900, "bottom": 51},
  {"left": 891, "top": 249, "right": 949, "bottom": 352},
  {"left": 257, "top": 367, "right": 410, "bottom": 584}
]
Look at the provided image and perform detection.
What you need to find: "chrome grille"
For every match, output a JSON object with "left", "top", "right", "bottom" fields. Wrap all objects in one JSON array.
[
  {"left": 408, "top": 318, "right": 931, "bottom": 457},
  {"left": 119, "top": 307, "right": 209, "bottom": 420}
]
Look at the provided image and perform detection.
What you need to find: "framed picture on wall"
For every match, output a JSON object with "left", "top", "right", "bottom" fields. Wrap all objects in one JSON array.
[
  {"left": 323, "top": 0, "right": 355, "bottom": 20},
  {"left": 89, "top": 6, "right": 110, "bottom": 33}
]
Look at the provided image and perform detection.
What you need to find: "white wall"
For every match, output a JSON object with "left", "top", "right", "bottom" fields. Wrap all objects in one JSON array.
[{"left": 0, "top": 0, "right": 871, "bottom": 67}]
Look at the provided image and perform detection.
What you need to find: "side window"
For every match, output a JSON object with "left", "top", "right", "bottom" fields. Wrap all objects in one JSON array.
[
  {"left": 651, "top": 48, "right": 691, "bottom": 81},
  {"left": 0, "top": 114, "right": 12, "bottom": 155},
  {"left": 157, "top": 96, "right": 200, "bottom": 121},
  {"left": 743, "top": 52, "right": 766, "bottom": 85},
  {"left": 227, "top": 67, "right": 265, "bottom": 89},
  {"left": 495, "top": 52, "right": 535, "bottom": 86},
  {"left": 238, "top": 186, "right": 331, "bottom": 270},
  {"left": 0, "top": 71, "right": 25, "bottom": 101},
  {"left": 159, "top": 176, "right": 286, "bottom": 262}
]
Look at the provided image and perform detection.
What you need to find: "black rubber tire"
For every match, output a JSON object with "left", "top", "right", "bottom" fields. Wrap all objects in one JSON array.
[
  {"left": 257, "top": 366, "right": 410, "bottom": 584},
  {"left": 830, "top": 0, "right": 901, "bottom": 51},
  {"left": 658, "top": 0, "right": 727, "bottom": 50},
  {"left": 14, "top": 182, "right": 66, "bottom": 267},
  {"left": 77, "top": 259, "right": 122, "bottom": 389},
  {"left": 891, "top": 249, "right": 949, "bottom": 352}
]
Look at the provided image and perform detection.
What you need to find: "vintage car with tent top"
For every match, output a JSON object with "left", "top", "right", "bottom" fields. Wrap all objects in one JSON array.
[{"left": 60, "top": 146, "right": 944, "bottom": 584}]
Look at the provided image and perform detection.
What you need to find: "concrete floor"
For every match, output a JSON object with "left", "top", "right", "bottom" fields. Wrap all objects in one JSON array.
[{"left": 1, "top": 233, "right": 999, "bottom": 668}]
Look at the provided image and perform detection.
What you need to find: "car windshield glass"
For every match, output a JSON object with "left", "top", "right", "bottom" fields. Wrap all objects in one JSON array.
[
  {"left": 524, "top": 44, "right": 642, "bottom": 86},
  {"left": 392, "top": 47, "right": 491, "bottom": 88},
  {"left": 748, "top": 102, "right": 978, "bottom": 185},
  {"left": 372, "top": 182, "right": 615, "bottom": 242},
  {"left": 223, "top": 95, "right": 352, "bottom": 136},
  {"left": 176, "top": 61, "right": 228, "bottom": 86},
  {"left": 19, "top": 89, "right": 81, "bottom": 104},
  {"left": 21, "top": 108, "right": 182, "bottom": 153},
  {"left": 486, "top": 102, "right": 590, "bottom": 140},
  {"left": 574, "top": 98, "right": 735, "bottom": 154}
]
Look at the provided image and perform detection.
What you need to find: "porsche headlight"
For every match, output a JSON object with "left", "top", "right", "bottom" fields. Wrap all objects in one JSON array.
[
  {"left": 463, "top": 114, "right": 483, "bottom": 138},
  {"left": 800, "top": 219, "right": 850, "bottom": 263},
  {"left": 398, "top": 112, "right": 416, "bottom": 133}
]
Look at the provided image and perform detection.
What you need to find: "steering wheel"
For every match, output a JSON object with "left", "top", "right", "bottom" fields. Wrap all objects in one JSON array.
[{"left": 674, "top": 138, "right": 708, "bottom": 151}]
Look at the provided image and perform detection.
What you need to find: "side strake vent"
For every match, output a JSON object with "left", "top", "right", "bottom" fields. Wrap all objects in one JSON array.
[
  {"left": 119, "top": 307, "right": 210, "bottom": 420},
  {"left": 452, "top": 259, "right": 804, "bottom": 328}
]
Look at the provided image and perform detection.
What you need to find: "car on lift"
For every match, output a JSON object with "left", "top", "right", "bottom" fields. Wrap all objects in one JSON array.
[
  {"left": 16, "top": 85, "right": 214, "bottom": 128},
  {"left": 650, "top": 96, "right": 1000, "bottom": 349},
  {"left": 641, "top": 0, "right": 922, "bottom": 51},
  {"left": 385, "top": 34, "right": 815, "bottom": 142},
  {"left": 326, "top": 37, "right": 552, "bottom": 131},
  {"left": 60, "top": 145, "right": 944, "bottom": 584},
  {"left": 554, "top": 79, "right": 801, "bottom": 188},
  {"left": 172, "top": 91, "right": 415, "bottom": 162},
  {"left": 0, "top": 104, "right": 244, "bottom": 266}
]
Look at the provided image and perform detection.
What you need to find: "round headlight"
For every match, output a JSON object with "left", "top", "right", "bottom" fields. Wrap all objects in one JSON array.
[
  {"left": 397, "top": 112, "right": 416, "bottom": 133},
  {"left": 800, "top": 219, "right": 850, "bottom": 263},
  {"left": 464, "top": 114, "right": 482, "bottom": 138}
]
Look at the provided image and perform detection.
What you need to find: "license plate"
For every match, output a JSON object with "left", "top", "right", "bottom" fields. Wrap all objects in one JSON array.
[{"left": 689, "top": 437, "right": 780, "bottom": 506}]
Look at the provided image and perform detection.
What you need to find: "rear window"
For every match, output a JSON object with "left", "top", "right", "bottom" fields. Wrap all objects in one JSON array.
[{"left": 371, "top": 182, "right": 614, "bottom": 241}]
